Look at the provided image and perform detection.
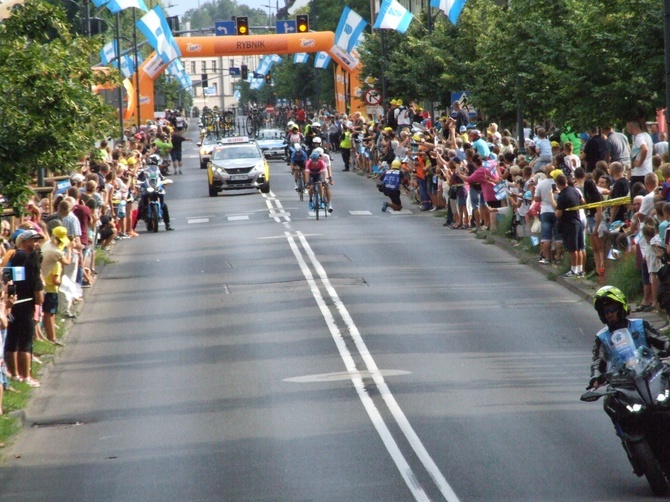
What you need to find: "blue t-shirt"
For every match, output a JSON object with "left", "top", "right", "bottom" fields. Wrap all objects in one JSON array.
[{"left": 473, "top": 138, "right": 490, "bottom": 158}]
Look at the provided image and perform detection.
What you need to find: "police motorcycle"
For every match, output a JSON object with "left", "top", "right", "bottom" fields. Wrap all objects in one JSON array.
[
  {"left": 137, "top": 154, "right": 173, "bottom": 233},
  {"left": 581, "top": 328, "right": 670, "bottom": 496}
]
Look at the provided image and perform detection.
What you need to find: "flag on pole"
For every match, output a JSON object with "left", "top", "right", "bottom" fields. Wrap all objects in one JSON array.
[
  {"left": 114, "top": 54, "right": 135, "bottom": 78},
  {"left": 100, "top": 41, "right": 117, "bottom": 65},
  {"left": 136, "top": 6, "right": 181, "bottom": 64},
  {"left": 255, "top": 55, "right": 272, "bottom": 76},
  {"left": 314, "top": 52, "right": 331, "bottom": 69},
  {"left": 373, "top": 0, "right": 413, "bottom": 34},
  {"left": 334, "top": 7, "right": 368, "bottom": 53},
  {"left": 271, "top": 54, "right": 282, "bottom": 63},
  {"left": 91, "top": 0, "right": 109, "bottom": 7},
  {"left": 294, "top": 53, "right": 309, "bottom": 64},
  {"left": 105, "top": 0, "right": 148, "bottom": 14},
  {"left": 430, "top": 0, "right": 468, "bottom": 24}
]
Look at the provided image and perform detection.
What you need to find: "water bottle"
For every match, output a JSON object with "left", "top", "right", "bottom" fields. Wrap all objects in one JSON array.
[{"left": 611, "top": 328, "right": 638, "bottom": 369}]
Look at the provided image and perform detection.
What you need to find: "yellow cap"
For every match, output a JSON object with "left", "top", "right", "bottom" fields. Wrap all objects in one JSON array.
[{"left": 550, "top": 169, "right": 563, "bottom": 179}]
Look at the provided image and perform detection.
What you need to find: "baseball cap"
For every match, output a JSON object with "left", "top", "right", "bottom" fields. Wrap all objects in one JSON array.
[
  {"left": 390, "top": 99, "right": 398, "bottom": 105},
  {"left": 551, "top": 141, "right": 560, "bottom": 147},
  {"left": 550, "top": 169, "right": 563, "bottom": 180},
  {"left": 51, "top": 226, "right": 70, "bottom": 248},
  {"left": 459, "top": 126, "right": 467, "bottom": 133},
  {"left": 71, "top": 173, "right": 85, "bottom": 183},
  {"left": 16, "top": 229, "right": 44, "bottom": 247}
]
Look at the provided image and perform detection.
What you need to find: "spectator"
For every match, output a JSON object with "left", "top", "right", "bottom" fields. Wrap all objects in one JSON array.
[
  {"left": 40, "top": 227, "right": 70, "bottom": 344},
  {"left": 554, "top": 173, "right": 586, "bottom": 277},
  {"left": 654, "top": 132, "right": 669, "bottom": 158},
  {"left": 602, "top": 124, "right": 631, "bottom": 172},
  {"left": 580, "top": 126, "right": 608, "bottom": 173},
  {"left": 5, "top": 230, "right": 44, "bottom": 387},
  {"left": 533, "top": 128, "right": 553, "bottom": 173},
  {"left": 608, "top": 162, "right": 630, "bottom": 225},
  {"left": 535, "top": 166, "right": 563, "bottom": 264},
  {"left": 583, "top": 179, "right": 605, "bottom": 278},
  {"left": 627, "top": 119, "right": 654, "bottom": 186}
]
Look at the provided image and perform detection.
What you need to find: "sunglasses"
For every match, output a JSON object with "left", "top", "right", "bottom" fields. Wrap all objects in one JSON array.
[{"left": 602, "top": 305, "right": 619, "bottom": 315}]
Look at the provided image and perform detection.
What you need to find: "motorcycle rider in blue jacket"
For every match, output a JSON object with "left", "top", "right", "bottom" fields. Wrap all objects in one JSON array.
[{"left": 136, "top": 154, "right": 173, "bottom": 231}]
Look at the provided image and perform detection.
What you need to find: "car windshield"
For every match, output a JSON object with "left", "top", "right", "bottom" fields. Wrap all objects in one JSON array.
[
  {"left": 213, "top": 146, "right": 261, "bottom": 161},
  {"left": 203, "top": 136, "right": 219, "bottom": 145},
  {"left": 258, "top": 130, "right": 283, "bottom": 140}
]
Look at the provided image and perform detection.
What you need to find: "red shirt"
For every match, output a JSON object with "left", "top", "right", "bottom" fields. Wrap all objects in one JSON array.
[{"left": 72, "top": 203, "right": 92, "bottom": 246}]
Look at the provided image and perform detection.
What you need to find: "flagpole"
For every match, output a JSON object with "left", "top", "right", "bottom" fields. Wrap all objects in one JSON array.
[
  {"left": 115, "top": 12, "right": 125, "bottom": 142},
  {"left": 133, "top": 8, "right": 141, "bottom": 129}
]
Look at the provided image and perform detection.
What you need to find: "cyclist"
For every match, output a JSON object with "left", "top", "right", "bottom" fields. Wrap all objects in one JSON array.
[
  {"left": 313, "top": 146, "right": 334, "bottom": 213},
  {"left": 290, "top": 143, "right": 308, "bottom": 191},
  {"left": 305, "top": 151, "right": 328, "bottom": 211}
]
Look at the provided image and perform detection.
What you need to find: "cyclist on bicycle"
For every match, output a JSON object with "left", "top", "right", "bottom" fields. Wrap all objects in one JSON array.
[
  {"left": 290, "top": 143, "right": 308, "bottom": 191},
  {"left": 305, "top": 151, "right": 328, "bottom": 211},
  {"left": 313, "top": 146, "right": 334, "bottom": 213}
]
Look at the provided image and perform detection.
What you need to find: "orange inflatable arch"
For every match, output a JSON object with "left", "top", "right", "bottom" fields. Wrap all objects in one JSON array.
[{"left": 136, "top": 31, "right": 365, "bottom": 123}]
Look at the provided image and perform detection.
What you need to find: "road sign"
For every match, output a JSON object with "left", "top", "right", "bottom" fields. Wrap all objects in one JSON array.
[
  {"left": 266, "top": 105, "right": 275, "bottom": 112},
  {"left": 276, "top": 20, "right": 296, "bottom": 34},
  {"left": 364, "top": 89, "right": 382, "bottom": 106},
  {"left": 215, "top": 21, "right": 236, "bottom": 36},
  {"left": 229, "top": 67, "right": 241, "bottom": 76}
]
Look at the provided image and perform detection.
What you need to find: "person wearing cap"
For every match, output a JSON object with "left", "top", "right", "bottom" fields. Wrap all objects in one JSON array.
[
  {"left": 56, "top": 198, "right": 82, "bottom": 318},
  {"left": 40, "top": 227, "right": 71, "bottom": 344},
  {"left": 380, "top": 159, "right": 405, "bottom": 212},
  {"left": 5, "top": 229, "right": 45, "bottom": 387},
  {"left": 395, "top": 99, "right": 411, "bottom": 134},
  {"left": 468, "top": 129, "right": 490, "bottom": 159},
  {"left": 534, "top": 165, "right": 563, "bottom": 265}
]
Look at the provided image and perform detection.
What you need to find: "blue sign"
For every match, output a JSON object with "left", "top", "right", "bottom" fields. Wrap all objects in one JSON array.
[
  {"left": 276, "top": 20, "right": 296, "bottom": 34},
  {"left": 215, "top": 21, "right": 236, "bottom": 36},
  {"left": 229, "top": 67, "right": 241, "bottom": 76}
]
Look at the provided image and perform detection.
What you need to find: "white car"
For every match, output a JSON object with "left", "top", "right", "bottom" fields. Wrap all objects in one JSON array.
[
  {"left": 207, "top": 137, "right": 270, "bottom": 196},
  {"left": 197, "top": 134, "right": 219, "bottom": 170},
  {"left": 255, "top": 128, "right": 286, "bottom": 160}
]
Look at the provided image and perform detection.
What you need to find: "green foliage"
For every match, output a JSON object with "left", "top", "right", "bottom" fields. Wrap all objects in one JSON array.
[
  {"left": 0, "top": 0, "right": 118, "bottom": 212},
  {"left": 604, "top": 253, "right": 643, "bottom": 302}
]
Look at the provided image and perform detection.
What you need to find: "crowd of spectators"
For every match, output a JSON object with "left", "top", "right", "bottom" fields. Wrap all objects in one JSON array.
[{"left": 0, "top": 113, "right": 188, "bottom": 411}]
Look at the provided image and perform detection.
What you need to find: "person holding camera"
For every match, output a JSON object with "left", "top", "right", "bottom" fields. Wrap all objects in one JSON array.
[{"left": 5, "top": 230, "right": 44, "bottom": 387}]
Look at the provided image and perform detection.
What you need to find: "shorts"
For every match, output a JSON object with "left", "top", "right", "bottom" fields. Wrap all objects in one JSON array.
[
  {"left": 486, "top": 199, "right": 502, "bottom": 209},
  {"left": 456, "top": 187, "right": 467, "bottom": 207},
  {"left": 43, "top": 292, "right": 59, "bottom": 314},
  {"left": 540, "top": 212, "right": 561, "bottom": 242},
  {"left": 561, "top": 220, "right": 585, "bottom": 252},
  {"left": 308, "top": 172, "right": 323, "bottom": 184},
  {"left": 116, "top": 201, "right": 127, "bottom": 219},
  {"left": 5, "top": 318, "right": 35, "bottom": 353},
  {"left": 642, "top": 261, "right": 650, "bottom": 285},
  {"left": 386, "top": 189, "right": 402, "bottom": 207},
  {"left": 170, "top": 150, "right": 182, "bottom": 162},
  {"left": 469, "top": 188, "right": 482, "bottom": 210},
  {"left": 98, "top": 227, "right": 114, "bottom": 243},
  {"left": 586, "top": 215, "right": 596, "bottom": 234}
]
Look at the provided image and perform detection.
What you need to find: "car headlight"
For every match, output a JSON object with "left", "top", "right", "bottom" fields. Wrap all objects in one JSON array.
[{"left": 251, "top": 161, "right": 265, "bottom": 174}]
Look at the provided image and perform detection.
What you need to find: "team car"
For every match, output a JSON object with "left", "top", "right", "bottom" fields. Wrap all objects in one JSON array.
[
  {"left": 255, "top": 128, "right": 286, "bottom": 159},
  {"left": 207, "top": 136, "right": 270, "bottom": 196},
  {"left": 197, "top": 134, "right": 219, "bottom": 170}
]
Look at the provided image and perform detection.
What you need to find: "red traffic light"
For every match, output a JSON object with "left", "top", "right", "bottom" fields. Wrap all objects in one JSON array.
[
  {"left": 265, "top": 74, "right": 272, "bottom": 84},
  {"left": 296, "top": 14, "right": 309, "bottom": 33}
]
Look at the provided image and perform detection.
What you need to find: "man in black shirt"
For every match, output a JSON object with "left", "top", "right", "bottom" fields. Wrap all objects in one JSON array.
[
  {"left": 555, "top": 173, "right": 586, "bottom": 278},
  {"left": 580, "top": 126, "right": 608, "bottom": 172},
  {"left": 170, "top": 130, "right": 191, "bottom": 175}
]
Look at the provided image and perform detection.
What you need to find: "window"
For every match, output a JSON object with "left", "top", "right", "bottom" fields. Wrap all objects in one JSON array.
[
  {"left": 211, "top": 60, "right": 217, "bottom": 72},
  {"left": 201, "top": 61, "right": 206, "bottom": 72},
  {"left": 190, "top": 61, "right": 196, "bottom": 74},
  {"left": 229, "top": 59, "right": 235, "bottom": 67}
]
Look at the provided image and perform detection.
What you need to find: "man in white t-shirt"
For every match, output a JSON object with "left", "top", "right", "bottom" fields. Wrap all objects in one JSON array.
[
  {"left": 534, "top": 167, "right": 562, "bottom": 265},
  {"left": 638, "top": 172, "right": 659, "bottom": 219},
  {"left": 626, "top": 120, "right": 654, "bottom": 186},
  {"left": 654, "top": 132, "right": 668, "bottom": 158}
]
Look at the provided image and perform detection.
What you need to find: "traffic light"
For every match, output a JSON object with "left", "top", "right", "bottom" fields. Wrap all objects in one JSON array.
[
  {"left": 241, "top": 65, "right": 248, "bottom": 80},
  {"left": 236, "top": 16, "right": 249, "bottom": 35},
  {"left": 296, "top": 14, "right": 309, "bottom": 33},
  {"left": 265, "top": 73, "right": 272, "bottom": 84},
  {"left": 201, "top": 73, "right": 208, "bottom": 87},
  {"left": 167, "top": 15, "right": 180, "bottom": 33}
]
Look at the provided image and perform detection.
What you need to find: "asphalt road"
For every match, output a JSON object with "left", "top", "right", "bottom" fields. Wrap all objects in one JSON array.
[{"left": 0, "top": 124, "right": 660, "bottom": 501}]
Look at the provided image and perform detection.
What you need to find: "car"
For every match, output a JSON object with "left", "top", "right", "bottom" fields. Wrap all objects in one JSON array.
[
  {"left": 197, "top": 134, "right": 220, "bottom": 170},
  {"left": 255, "top": 128, "right": 286, "bottom": 160},
  {"left": 207, "top": 136, "right": 270, "bottom": 196}
]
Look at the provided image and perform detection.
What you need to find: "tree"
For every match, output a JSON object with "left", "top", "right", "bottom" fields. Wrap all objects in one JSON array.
[{"left": 0, "top": 0, "right": 118, "bottom": 212}]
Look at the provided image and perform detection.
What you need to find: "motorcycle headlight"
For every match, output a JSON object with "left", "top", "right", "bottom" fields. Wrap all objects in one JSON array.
[
  {"left": 626, "top": 403, "right": 643, "bottom": 413},
  {"left": 656, "top": 390, "right": 670, "bottom": 402},
  {"left": 146, "top": 187, "right": 155, "bottom": 193}
]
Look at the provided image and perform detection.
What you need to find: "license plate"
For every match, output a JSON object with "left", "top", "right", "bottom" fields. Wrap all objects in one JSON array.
[{"left": 230, "top": 175, "right": 249, "bottom": 181}]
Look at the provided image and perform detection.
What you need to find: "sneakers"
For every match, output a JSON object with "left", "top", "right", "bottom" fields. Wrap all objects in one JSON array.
[
  {"left": 328, "top": 203, "right": 333, "bottom": 213},
  {"left": 577, "top": 272, "right": 586, "bottom": 278},
  {"left": 24, "top": 377, "right": 40, "bottom": 388},
  {"left": 179, "top": 170, "right": 183, "bottom": 175},
  {"left": 309, "top": 201, "right": 314, "bottom": 210},
  {"left": 538, "top": 258, "right": 550, "bottom": 265},
  {"left": 382, "top": 201, "right": 388, "bottom": 212},
  {"left": 320, "top": 202, "right": 325, "bottom": 210},
  {"left": 165, "top": 225, "right": 174, "bottom": 231},
  {"left": 294, "top": 183, "right": 299, "bottom": 190},
  {"left": 563, "top": 271, "right": 578, "bottom": 278}
]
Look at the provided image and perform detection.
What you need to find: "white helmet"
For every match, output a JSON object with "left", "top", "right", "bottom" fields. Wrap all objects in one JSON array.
[
  {"left": 312, "top": 122, "right": 321, "bottom": 128},
  {"left": 293, "top": 143, "right": 302, "bottom": 151},
  {"left": 287, "top": 121, "right": 295, "bottom": 129},
  {"left": 314, "top": 147, "right": 324, "bottom": 156},
  {"left": 312, "top": 136, "right": 322, "bottom": 144}
]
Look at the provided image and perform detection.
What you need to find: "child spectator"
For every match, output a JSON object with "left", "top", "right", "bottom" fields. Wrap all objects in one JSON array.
[{"left": 643, "top": 223, "right": 664, "bottom": 312}]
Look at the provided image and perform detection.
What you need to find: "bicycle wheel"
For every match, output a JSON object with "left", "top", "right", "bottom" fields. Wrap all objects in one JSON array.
[
  {"left": 314, "top": 187, "right": 320, "bottom": 220},
  {"left": 245, "top": 116, "right": 254, "bottom": 136}
]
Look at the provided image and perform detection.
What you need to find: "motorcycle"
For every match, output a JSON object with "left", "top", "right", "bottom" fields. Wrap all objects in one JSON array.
[
  {"left": 581, "top": 329, "right": 670, "bottom": 496},
  {"left": 139, "top": 171, "right": 172, "bottom": 233}
]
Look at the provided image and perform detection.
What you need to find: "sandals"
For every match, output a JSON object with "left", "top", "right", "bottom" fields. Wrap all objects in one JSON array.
[{"left": 633, "top": 304, "right": 654, "bottom": 313}]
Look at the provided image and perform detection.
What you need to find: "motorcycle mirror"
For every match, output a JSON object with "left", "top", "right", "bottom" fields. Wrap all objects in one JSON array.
[{"left": 580, "top": 391, "right": 604, "bottom": 402}]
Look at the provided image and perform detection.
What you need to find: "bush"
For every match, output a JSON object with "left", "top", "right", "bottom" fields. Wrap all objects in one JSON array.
[{"left": 604, "top": 253, "right": 642, "bottom": 303}]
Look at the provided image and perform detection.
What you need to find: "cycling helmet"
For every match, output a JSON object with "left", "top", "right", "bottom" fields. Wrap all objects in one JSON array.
[
  {"left": 391, "top": 159, "right": 402, "bottom": 169},
  {"left": 313, "top": 147, "right": 324, "bottom": 156},
  {"left": 593, "top": 285, "right": 629, "bottom": 324},
  {"left": 312, "top": 136, "right": 322, "bottom": 144},
  {"left": 287, "top": 121, "right": 295, "bottom": 129},
  {"left": 310, "top": 151, "right": 321, "bottom": 161},
  {"left": 312, "top": 122, "right": 321, "bottom": 128},
  {"left": 147, "top": 154, "right": 162, "bottom": 165},
  {"left": 293, "top": 143, "right": 302, "bottom": 151}
]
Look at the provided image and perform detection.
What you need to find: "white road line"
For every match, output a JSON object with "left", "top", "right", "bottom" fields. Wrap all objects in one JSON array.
[
  {"left": 227, "top": 215, "right": 249, "bottom": 221},
  {"left": 284, "top": 233, "right": 431, "bottom": 502},
  {"left": 187, "top": 218, "right": 210, "bottom": 224},
  {"left": 349, "top": 210, "right": 373, "bottom": 216},
  {"left": 296, "top": 232, "right": 460, "bottom": 502}
]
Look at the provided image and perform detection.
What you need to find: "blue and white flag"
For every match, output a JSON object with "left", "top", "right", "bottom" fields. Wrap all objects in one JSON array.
[
  {"left": 334, "top": 7, "right": 368, "bottom": 53},
  {"left": 114, "top": 54, "right": 135, "bottom": 78},
  {"left": 430, "top": 0, "right": 467, "bottom": 24},
  {"left": 167, "top": 59, "right": 184, "bottom": 77},
  {"left": 179, "top": 74, "right": 192, "bottom": 91},
  {"left": 314, "top": 51, "right": 331, "bottom": 69},
  {"left": 250, "top": 77, "right": 265, "bottom": 90},
  {"left": 91, "top": 0, "right": 109, "bottom": 8},
  {"left": 136, "top": 6, "right": 181, "bottom": 64},
  {"left": 294, "top": 52, "right": 309, "bottom": 64},
  {"left": 255, "top": 56, "right": 273, "bottom": 76},
  {"left": 350, "top": 31, "right": 366, "bottom": 58},
  {"left": 105, "top": 0, "right": 147, "bottom": 14},
  {"left": 373, "top": 0, "right": 413, "bottom": 34},
  {"left": 100, "top": 41, "right": 117, "bottom": 65},
  {"left": 271, "top": 54, "right": 282, "bottom": 64}
]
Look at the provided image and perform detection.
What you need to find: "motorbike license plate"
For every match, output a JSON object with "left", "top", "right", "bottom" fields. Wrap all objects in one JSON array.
[{"left": 230, "top": 175, "right": 249, "bottom": 181}]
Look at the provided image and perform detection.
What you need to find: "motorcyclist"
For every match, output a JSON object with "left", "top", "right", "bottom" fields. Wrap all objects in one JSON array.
[
  {"left": 589, "top": 285, "right": 669, "bottom": 390},
  {"left": 136, "top": 154, "right": 174, "bottom": 231},
  {"left": 306, "top": 122, "right": 323, "bottom": 153}
]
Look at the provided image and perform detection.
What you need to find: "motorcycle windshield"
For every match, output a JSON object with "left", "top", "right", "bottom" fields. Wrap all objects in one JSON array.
[{"left": 608, "top": 328, "right": 639, "bottom": 372}]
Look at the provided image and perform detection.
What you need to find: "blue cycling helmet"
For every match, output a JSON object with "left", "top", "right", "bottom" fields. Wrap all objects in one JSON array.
[{"left": 310, "top": 151, "right": 321, "bottom": 160}]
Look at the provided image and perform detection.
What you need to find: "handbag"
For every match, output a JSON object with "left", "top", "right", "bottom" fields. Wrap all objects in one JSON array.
[
  {"left": 527, "top": 200, "right": 541, "bottom": 218},
  {"left": 530, "top": 216, "right": 541, "bottom": 234}
]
